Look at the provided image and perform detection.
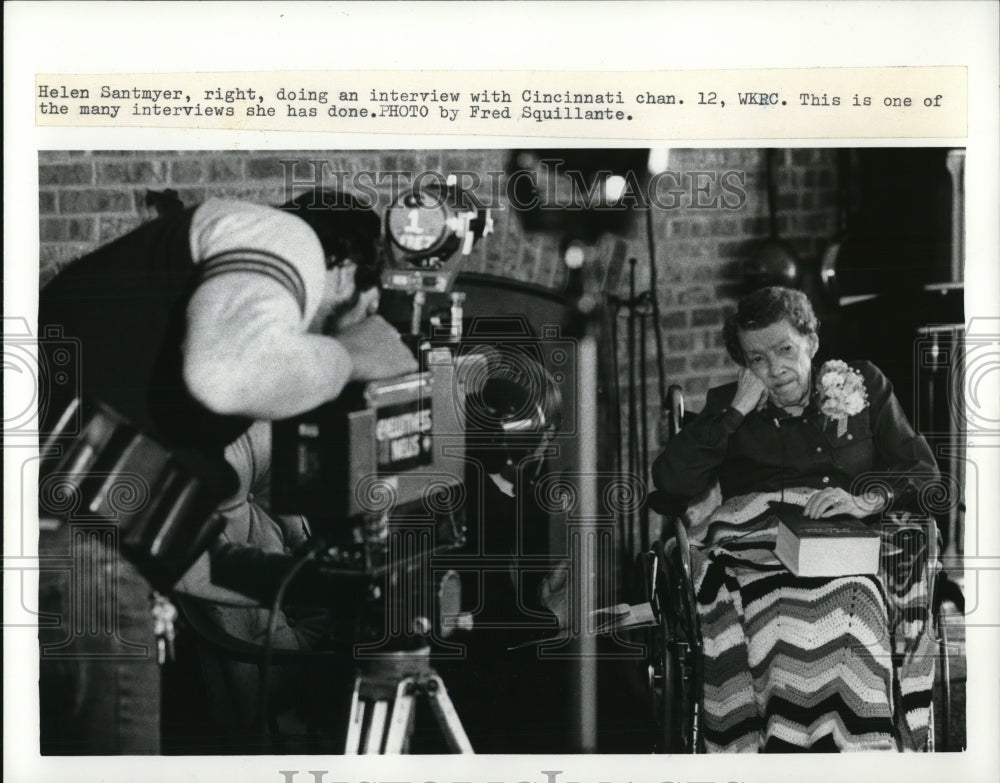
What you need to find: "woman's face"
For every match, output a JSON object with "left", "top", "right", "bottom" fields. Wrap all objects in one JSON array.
[{"left": 738, "top": 318, "right": 818, "bottom": 409}]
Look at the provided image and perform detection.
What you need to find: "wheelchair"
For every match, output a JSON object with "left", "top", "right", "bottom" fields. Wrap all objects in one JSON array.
[{"left": 631, "top": 385, "right": 962, "bottom": 754}]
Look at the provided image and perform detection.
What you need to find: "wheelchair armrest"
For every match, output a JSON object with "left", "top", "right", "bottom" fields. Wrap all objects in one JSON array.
[
  {"left": 647, "top": 490, "right": 696, "bottom": 554},
  {"left": 646, "top": 491, "right": 699, "bottom": 634},
  {"left": 646, "top": 490, "right": 691, "bottom": 519},
  {"left": 671, "top": 517, "right": 694, "bottom": 587},
  {"left": 646, "top": 492, "right": 696, "bottom": 606},
  {"left": 649, "top": 519, "right": 700, "bottom": 650}
]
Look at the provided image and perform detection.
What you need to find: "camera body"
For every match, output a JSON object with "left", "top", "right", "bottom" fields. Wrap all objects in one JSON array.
[
  {"left": 271, "top": 348, "right": 469, "bottom": 525},
  {"left": 271, "top": 348, "right": 486, "bottom": 547},
  {"left": 269, "top": 335, "right": 566, "bottom": 649},
  {"left": 271, "top": 348, "right": 491, "bottom": 647}
]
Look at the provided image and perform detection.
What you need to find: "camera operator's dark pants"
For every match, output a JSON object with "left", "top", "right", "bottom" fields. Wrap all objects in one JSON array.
[{"left": 39, "top": 522, "right": 161, "bottom": 754}]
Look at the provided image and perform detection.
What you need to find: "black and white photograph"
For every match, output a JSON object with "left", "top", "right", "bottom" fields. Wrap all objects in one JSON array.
[{"left": 31, "top": 147, "right": 970, "bottom": 755}]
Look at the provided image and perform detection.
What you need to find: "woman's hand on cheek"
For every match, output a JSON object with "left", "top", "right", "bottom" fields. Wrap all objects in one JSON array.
[{"left": 731, "top": 368, "right": 769, "bottom": 416}]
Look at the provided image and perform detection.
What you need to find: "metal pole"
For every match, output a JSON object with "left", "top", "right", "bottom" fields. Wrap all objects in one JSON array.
[
  {"left": 574, "top": 326, "right": 600, "bottom": 752},
  {"left": 626, "top": 259, "right": 638, "bottom": 564},
  {"left": 645, "top": 206, "right": 667, "bottom": 402},
  {"left": 608, "top": 299, "right": 629, "bottom": 580},
  {"left": 639, "top": 307, "right": 650, "bottom": 553},
  {"left": 609, "top": 300, "right": 623, "bottom": 478},
  {"left": 945, "top": 150, "right": 965, "bottom": 283},
  {"left": 567, "top": 260, "right": 601, "bottom": 753}
]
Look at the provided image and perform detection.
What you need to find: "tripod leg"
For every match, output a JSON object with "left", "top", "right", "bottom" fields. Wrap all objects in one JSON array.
[
  {"left": 364, "top": 700, "right": 389, "bottom": 754},
  {"left": 425, "top": 674, "right": 475, "bottom": 753},
  {"left": 384, "top": 679, "right": 417, "bottom": 753},
  {"left": 345, "top": 677, "right": 365, "bottom": 754}
]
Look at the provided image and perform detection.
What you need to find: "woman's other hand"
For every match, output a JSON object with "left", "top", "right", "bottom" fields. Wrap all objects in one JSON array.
[
  {"left": 731, "top": 368, "right": 769, "bottom": 416},
  {"left": 803, "top": 486, "right": 884, "bottom": 519}
]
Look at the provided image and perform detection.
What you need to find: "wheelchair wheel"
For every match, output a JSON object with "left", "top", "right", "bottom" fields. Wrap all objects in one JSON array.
[
  {"left": 649, "top": 602, "right": 687, "bottom": 752},
  {"left": 631, "top": 542, "right": 701, "bottom": 753},
  {"left": 935, "top": 611, "right": 952, "bottom": 751}
]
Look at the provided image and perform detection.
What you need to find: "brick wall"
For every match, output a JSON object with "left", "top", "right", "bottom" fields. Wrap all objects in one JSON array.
[
  {"left": 37, "top": 148, "right": 838, "bottom": 455},
  {"left": 634, "top": 148, "right": 837, "bottom": 428}
]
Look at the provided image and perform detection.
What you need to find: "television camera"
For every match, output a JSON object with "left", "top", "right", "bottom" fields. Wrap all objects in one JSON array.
[
  {"left": 380, "top": 174, "right": 493, "bottom": 295},
  {"left": 380, "top": 176, "right": 493, "bottom": 348},
  {"left": 270, "top": 347, "right": 482, "bottom": 646},
  {"left": 271, "top": 178, "right": 494, "bottom": 644},
  {"left": 269, "top": 180, "right": 555, "bottom": 753}
]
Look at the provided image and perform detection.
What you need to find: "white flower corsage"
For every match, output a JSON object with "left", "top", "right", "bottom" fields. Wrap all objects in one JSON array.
[{"left": 816, "top": 360, "right": 868, "bottom": 437}]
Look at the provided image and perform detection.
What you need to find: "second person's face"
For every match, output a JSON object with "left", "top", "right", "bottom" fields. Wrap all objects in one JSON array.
[{"left": 310, "top": 260, "right": 380, "bottom": 333}]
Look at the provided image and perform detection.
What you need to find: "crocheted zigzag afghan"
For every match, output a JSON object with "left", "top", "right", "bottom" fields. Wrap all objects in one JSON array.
[{"left": 681, "top": 488, "right": 935, "bottom": 752}]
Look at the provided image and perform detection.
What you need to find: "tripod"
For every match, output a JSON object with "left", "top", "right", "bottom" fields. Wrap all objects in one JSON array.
[{"left": 345, "top": 647, "right": 473, "bottom": 754}]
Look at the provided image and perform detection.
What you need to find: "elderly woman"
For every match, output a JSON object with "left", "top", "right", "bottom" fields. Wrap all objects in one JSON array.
[{"left": 652, "top": 286, "right": 940, "bottom": 752}]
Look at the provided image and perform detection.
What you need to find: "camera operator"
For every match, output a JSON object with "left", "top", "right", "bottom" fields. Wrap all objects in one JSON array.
[{"left": 38, "top": 188, "right": 416, "bottom": 754}]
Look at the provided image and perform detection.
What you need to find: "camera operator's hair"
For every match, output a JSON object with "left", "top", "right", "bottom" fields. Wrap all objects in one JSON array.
[
  {"left": 723, "top": 286, "right": 820, "bottom": 366},
  {"left": 279, "top": 189, "right": 382, "bottom": 291}
]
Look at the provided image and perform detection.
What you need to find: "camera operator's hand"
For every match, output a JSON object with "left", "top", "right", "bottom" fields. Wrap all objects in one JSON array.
[
  {"left": 334, "top": 315, "right": 418, "bottom": 381},
  {"left": 731, "top": 368, "right": 769, "bottom": 416}
]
